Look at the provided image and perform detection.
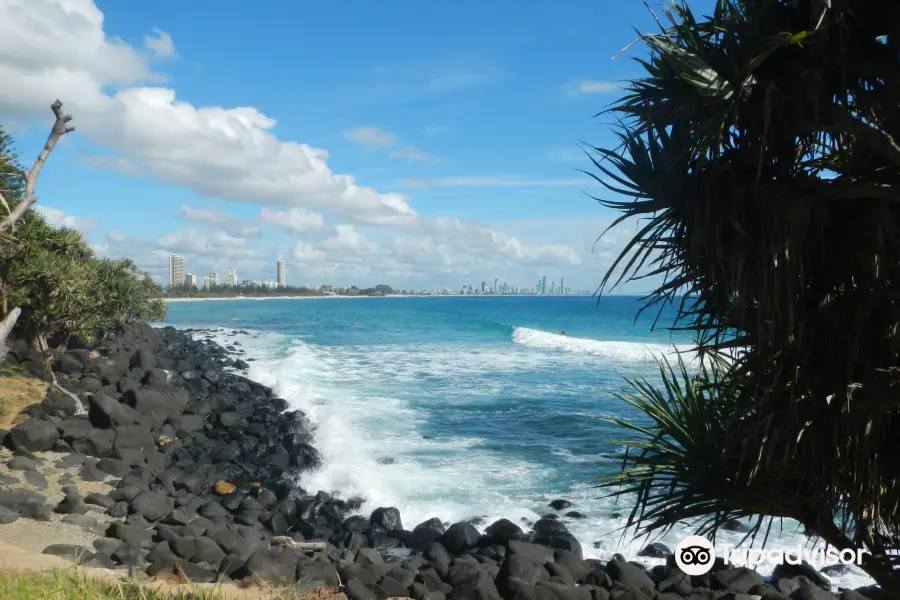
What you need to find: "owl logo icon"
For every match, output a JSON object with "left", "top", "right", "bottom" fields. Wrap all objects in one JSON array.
[{"left": 675, "top": 535, "right": 716, "bottom": 576}]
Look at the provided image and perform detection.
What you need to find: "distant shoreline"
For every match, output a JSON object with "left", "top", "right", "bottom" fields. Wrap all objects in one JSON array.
[{"left": 162, "top": 294, "right": 582, "bottom": 303}]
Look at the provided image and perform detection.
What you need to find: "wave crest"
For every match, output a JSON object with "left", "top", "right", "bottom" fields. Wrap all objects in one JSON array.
[{"left": 511, "top": 327, "right": 693, "bottom": 363}]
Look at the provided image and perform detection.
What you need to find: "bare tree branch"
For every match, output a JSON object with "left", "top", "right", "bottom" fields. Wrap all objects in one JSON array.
[
  {"left": 50, "top": 372, "right": 87, "bottom": 416},
  {"left": 0, "top": 100, "right": 75, "bottom": 235}
]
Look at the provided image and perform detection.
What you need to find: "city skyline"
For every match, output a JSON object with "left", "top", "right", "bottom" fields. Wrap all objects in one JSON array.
[
  {"left": 3, "top": 0, "right": 663, "bottom": 297},
  {"left": 167, "top": 253, "right": 587, "bottom": 295}
]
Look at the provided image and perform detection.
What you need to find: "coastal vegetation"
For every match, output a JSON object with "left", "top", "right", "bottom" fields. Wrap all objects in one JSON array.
[
  {"left": 163, "top": 284, "right": 396, "bottom": 299},
  {"left": 591, "top": 0, "right": 900, "bottom": 593},
  {"left": 0, "top": 568, "right": 340, "bottom": 599},
  {"left": 0, "top": 106, "right": 165, "bottom": 354}
]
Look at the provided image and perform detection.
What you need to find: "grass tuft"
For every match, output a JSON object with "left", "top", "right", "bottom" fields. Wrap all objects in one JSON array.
[
  {"left": 0, "top": 569, "right": 343, "bottom": 599},
  {"left": 0, "top": 371, "right": 47, "bottom": 429}
]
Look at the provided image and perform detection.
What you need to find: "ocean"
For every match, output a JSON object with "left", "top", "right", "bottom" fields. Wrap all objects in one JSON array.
[{"left": 162, "top": 295, "right": 873, "bottom": 589}]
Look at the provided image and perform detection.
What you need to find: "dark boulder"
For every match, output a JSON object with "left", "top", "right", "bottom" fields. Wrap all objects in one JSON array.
[
  {"left": 123, "top": 387, "right": 189, "bottom": 422},
  {"left": 8, "top": 419, "right": 59, "bottom": 452},
  {"left": 638, "top": 542, "right": 672, "bottom": 558},
  {"left": 485, "top": 518, "right": 524, "bottom": 543},
  {"left": 605, "top": 559, "right": 655, "bottom": 594},
  {"left": 438, "top": 521, "right": 482, "bottom": 554},
  {"left": 370, "top": 507, "right": 403, "bottom": 532},
  {"left": 241, "top": 548, "right": 299, "bottom": 586},
  {"left": 131, "top": 491, "right": 174, "bottom": 521},
  {"left": 88, "top": 393, "right": 147, "bottom": 429}
]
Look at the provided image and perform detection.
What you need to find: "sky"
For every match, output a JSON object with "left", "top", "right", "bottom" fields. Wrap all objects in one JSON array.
[{"left": 0, "top": 0, "right": 694, "bottom": 292}]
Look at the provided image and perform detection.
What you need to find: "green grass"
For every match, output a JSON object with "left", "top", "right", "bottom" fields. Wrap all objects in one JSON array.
[{"left": 0, "top": 569, "right": 342, "bottom": 600}]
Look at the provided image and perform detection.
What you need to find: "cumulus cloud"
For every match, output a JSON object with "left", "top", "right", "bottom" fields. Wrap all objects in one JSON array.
[
  {"left": 157, "top": 228, "right": 260, "bottom": 261},
  {"left": 144, "top": 29, "right": 176, "bottom": 59},
  {"left": 180, "top": 204, "right": 260, "bottom": 238},
  {"left": 35, "top": 206, "right": 95, "bottom": 233},
  {"left": 0, "top": 0, "right": 597, "bottom": 287},
  {"left": 0, "top": 2, "right": 417, "bottom": 227},
  {"left": 180, "top": 204, "right": 237, "bottom": 226},
  {"left": 259, "top": 208, "right": 324, "bottom": 235}
]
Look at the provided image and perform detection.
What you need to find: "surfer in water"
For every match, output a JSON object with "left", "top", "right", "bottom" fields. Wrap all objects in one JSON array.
[
  {"left": 228, "top": 314, "right": 236, "bottom": 320},
  {"left": 560, "top": 330, "right": 567, "bottom": 336},
  {"left": 353, "top": 322, "right": 359, "bottom": 327}
]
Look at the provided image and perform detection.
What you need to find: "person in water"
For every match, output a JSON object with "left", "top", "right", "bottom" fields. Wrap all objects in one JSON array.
[{"left": 560, "top": 330, "right": 567, "bottom": 336}]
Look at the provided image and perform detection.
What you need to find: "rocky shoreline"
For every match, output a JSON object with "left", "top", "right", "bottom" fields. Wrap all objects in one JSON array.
[{"left": 0, "top": 322, "right": 882, "bottom": 600}]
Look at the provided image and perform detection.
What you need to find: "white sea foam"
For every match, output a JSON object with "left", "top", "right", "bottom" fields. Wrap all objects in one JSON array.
[
  {"left": 193, "top": 326, "right": 876, "bottom": 592},
  {"left": 511, "top": 327, "right": 696, "bottom": 364}
]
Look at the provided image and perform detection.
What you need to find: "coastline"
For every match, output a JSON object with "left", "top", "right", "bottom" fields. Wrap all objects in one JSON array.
[
  {"left": 0, "top": 322, "right": 877, "bottom": 599},
  {"left": 164, "top": 294, "right": 571, "bottom": 303}
]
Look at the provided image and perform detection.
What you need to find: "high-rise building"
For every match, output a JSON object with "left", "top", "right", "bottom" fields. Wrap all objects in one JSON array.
[
  {"left": 276, "top": 260, "right": 286, "bottom": 288},
  {"left": 224, "top": 267, "right": 237, "bottom": 287},
  {"left": 560, "top": 277, "right": 564, "bottom": 295},
  {"left": 481, "top": 281, "right": 486, "bottom": 294},
  {"left": 184, "top": 273, "right": 197, "bottom": 289},
  {"left": 208, "top": 272, "right": 219, "bottom": 288},
  {"left": 494, "top": 278, "right": 499, "bottom": 294},
  {"left": 168, "top": 254, "right": 184, "bottom": 289},
  {"left": 541, "top": 275, "right": 547, "bottom": 295}
]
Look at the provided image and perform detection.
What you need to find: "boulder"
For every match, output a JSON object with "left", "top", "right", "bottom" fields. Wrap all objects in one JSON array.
[
  {"left": 438, "top": 521, "right": 482, "bottom": 554},
  {"left": 122, "top": 387, "right": 189, "bottom": 422},
  {"left": 8, "top": 419, "right": 59, "bottom": 452}
]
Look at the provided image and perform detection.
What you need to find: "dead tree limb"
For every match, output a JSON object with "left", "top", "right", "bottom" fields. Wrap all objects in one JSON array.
[
  {"left": 50, "top": 372, "right": 87, "bottom": 416},
  {"left": 0, "top": 100, "right": 75, "bottom": 358},
  {"left": 0, "top": 99, "right": 75, "bottom": 235}
]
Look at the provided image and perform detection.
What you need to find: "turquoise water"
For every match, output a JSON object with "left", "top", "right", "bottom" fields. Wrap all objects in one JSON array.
[{"left": 161, "top": 295, "right": 872, "bottom": 587}]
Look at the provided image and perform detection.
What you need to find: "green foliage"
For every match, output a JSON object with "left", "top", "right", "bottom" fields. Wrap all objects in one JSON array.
[
  {"left": 1, "top": 209, "right": 165, "bottom": 346},
  {"left": 0, "top": 127, "right": 24, "bottom": 201},
  {"left": 589, "top": 0, "right": 900, "bottom": 590},
  {"left": 165, "top": 284, "right": 325, "bottom": 299},
  {"left": 0, "top": 129, "right": 165, "bottom": 348}
]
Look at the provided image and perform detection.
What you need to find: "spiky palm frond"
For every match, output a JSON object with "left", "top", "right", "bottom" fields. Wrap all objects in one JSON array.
[
  {"left": 597, "top": 351, "right": 798, "bottom": 542},
  {"left": 590, "top": 0, "right": 900, "bottom": 590}
]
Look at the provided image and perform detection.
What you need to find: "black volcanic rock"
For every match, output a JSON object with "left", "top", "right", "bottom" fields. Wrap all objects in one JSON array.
[{"left": 8, "top": 419, "right": 58, "bottom": 452}]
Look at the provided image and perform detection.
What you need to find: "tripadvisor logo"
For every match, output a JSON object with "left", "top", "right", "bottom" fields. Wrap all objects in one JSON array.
[{"left": 674, "top": 535, "right": 869, "bottom": 576}]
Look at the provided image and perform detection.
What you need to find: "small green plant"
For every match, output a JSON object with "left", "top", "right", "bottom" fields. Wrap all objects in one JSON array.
[{"left": 0, "top": 363, "right": 28, "bottom": 378}]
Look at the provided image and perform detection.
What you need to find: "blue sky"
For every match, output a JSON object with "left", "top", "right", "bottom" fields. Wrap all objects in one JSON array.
[{"left": 0, "top": 0, "right": 700, "bottom": 291}]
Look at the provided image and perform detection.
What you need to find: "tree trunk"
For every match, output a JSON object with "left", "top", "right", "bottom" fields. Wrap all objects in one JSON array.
[
  {"left": 31, "top": 332, "right": 47, "bottom": 353},
  {"left": 808, "top": 514, "right": 900, "bottom": 596},
  {"left": 0, "top": 306, "right": 20, "bottom": 358}
]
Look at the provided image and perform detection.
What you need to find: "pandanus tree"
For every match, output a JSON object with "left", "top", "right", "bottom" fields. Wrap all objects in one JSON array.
[
  {"left": 589, "top": 0, "right": 900, "bottom": 593},
  {"left": 0, "top": 102, "right": 166, "bottom": 354}
]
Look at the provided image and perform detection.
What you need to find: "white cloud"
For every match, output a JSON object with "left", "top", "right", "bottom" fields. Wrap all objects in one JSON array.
[
  {"left": 0, "top": 0, "right": 605, "bottom": 288},
  {"left": 180, "top": 204, "right": 260, "bottom": 238},
  {"left": 0, "top": 1, "right": 417, "bottom": 228},
  {"left": 156, "top": 228, "right": 260, "bottom": 261},
  {"left": 259, "top": 208, "right": 324, "bottom": 234},
  {"left": 346, "top": 126, "right": 441, "bottom": 162},
  {"left": 180, "top": 204, "right": 237, "bottom": 226},
  {"left": 563, "top": 79, "right": 620, "bottom": 99},
  {"left": 34, "top": 205, "right": 95, "bottom": 233},
  {"left": 424, "top": 125, "right": 449, "bottom": 135},
  {"left": 144, "top": 29, "right": 176, "bottom": 59},
  {"left": 344, "top": 126, "right": 396, "bottom": 149}
]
